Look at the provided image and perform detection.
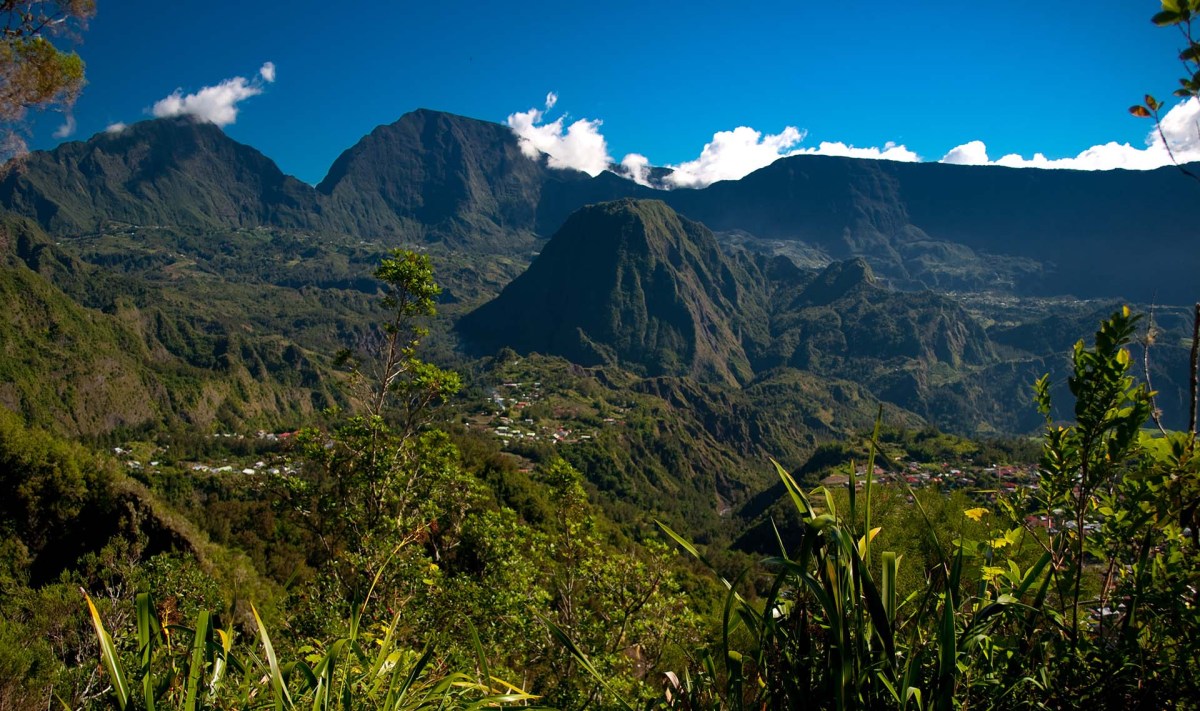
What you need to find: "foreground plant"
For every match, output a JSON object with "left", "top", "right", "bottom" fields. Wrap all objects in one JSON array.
[
  {"left": 620, "top": 307, "right": 1200, "bottom": 710},
  {"left": 83, "top": 590, "right": 536, "bottom": 710}
]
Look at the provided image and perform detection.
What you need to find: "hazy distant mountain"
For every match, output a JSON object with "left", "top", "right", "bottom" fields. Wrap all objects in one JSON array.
[{"left": 666, "top": 154, "right": 1199, "bottom": 303}]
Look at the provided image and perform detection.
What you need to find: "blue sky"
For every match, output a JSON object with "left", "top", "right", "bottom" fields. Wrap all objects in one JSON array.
[{"left": 25, "top": 0, "right": 1195, "bottom": 185}]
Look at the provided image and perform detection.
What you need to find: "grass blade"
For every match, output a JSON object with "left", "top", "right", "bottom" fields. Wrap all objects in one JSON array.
[
  {"left": 83, "top": 590, "right": 130, "bottom": 711},
  {"left": 541, "top": 616, "right": 636, "bottom": 711},
  {"left": 251, "top": 603, "right": 292, "bottom": 710},
  {"left": 882, "top": 551, "right": 899, "bottom": 625},
  {"left": 134, "top": 593, "right": 158, "bottom": 711},
  {"left": 184, "top": 610, "right": 210, "bottom": 711},
  {"left": 774, "top": 458, "right": 814, "bottom": 518},
  {"left": 394, "top": 646, "right": 435, "bottom": 705},
  {"left": 466, "top": 618, "right": 490, "bottom": 686}
]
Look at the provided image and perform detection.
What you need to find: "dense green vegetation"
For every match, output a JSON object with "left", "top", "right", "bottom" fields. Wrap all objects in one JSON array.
[{"left": 2, "top": 232, "right": 1195, "bottom": 708}]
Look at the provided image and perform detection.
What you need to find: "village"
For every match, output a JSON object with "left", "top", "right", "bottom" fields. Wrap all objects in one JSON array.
[
  {"left": 823, "top": 459, "right": 1040, "bottom": 495},
  {"left": 464, "top": 380, "right": 626, "bottom": 447},
  {"left": 111, "top": 430, "right": 299, "bottom": 480}
]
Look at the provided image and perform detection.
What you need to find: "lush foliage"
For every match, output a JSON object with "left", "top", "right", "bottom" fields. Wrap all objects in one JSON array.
[
  {"left": 616, "top": 307, "right": 1199, "bottom": 710},
  {"left": 3, "top": 241, "right": 1197, "bottom": 710}
]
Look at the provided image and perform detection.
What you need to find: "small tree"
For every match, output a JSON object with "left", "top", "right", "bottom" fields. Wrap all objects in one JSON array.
[
  {"left": 280, "top": 250, "right": 463, "bottom": 604},
  {"left": 349, "top": 250, "right": 459, "bottom": 429}
]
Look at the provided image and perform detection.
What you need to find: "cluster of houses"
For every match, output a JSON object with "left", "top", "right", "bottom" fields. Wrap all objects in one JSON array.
[
  {"left": 823, "top": 459, "right": 1040, "bottom": 494},
  {"left": 473, "top": 381, "right": 623, "bottom": 446},
  {"left": 113, "top": 430, "right": 297, "bottom": 477}
]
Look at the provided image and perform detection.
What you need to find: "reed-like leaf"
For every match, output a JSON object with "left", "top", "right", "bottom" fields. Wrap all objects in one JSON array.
[
  {"left": 881, "top": 551, "right": 899, "bottom": 625},
  {"left": 134, "top": 593, "right": 158, "bottom": 711},
  {"left": 858, "top": 554, "right": 897, "bottom": 665},
  {"left": 864, "top": 405, "right": 883, "bottom": 563},
  {"left": 183, "top": 610, "right": 210, "bottom": 711},
  {"left": 541, "top": 616, "right": 636, "bottom": 711},
  {"left": 1015, "top": 551, "right": 1053, "bottom": 599},
  {"left": 394, "top": 646, "right": 434, "bottom": 706},
  {"left": 251, "top": 602, "right": 293, "bottom": 710},
  {"left": 368, "top": 611, "right": 403, "bottom": 695},
  {"left": 83, "top": 590, "right": 130, "bottom": 711},
  {"left": 774, "top": 458, "right": 814, "bottom": 518},
  {"left": 466, "top": 618, "right": 490, "bottom": 686}
]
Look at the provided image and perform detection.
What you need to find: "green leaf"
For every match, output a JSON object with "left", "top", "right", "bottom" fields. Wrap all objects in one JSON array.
[
  {"left": 251, "top": 603, "right": 292, "bottom": 710},
  {"left": 541, "top": 616, "right": 636, "bottom": 711},
  {"left": 1153, "top": 9, "right": 1182, "bottom": 25},
  {"left": 84, "top": 591, "right": 130, "bottom": 711},
  {"left": 134, "top": 593, "right": 158, "bottom": 711},
  {"left": 882, "top": 551, "right": 899, "bottom": 625},
  {"left": 184, "top": 611, "right": 210, "bottom": 711},
  {"left": 466, "top": 619, "right": 490, "bottom": 687}
]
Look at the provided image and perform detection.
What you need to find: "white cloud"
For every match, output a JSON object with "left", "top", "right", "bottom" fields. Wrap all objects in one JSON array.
[
  {"left": 799, "top": 140, "right": 920, "bottom": 163},
  {"left": 941, "top": 98, "right": 1200, "bottom": 171},
  {"left": 52, "top": 114, "right": 76, "bottom": 139},
  {"left": 151, "top": 62, "right": 275, "bottom": 127},
  {"left": 505, "top": 94, "right": 921, "bottom": 188},
  {"left": 664, "top": 126, "right": 919, "bottom": 188},
  {"left": 505, "top": 100, "right": 614, "bottom": 176},
  {"left": 620, "top": 153, "right": 652, "bottom": 186},
  {"left": 940, "top": 139, "right": 990, "bottom": 165},
  {"left": 506, "top": 94, "right": 1200, "bottom": 191},
  {"left": 665, "top": 126, "right": 804, "bottom": 188},
  {"left": 104, "top": 122, "right": 128, "bottom": 134}
]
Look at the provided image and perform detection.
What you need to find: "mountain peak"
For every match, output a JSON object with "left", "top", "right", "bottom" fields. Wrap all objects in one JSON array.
[
  {"left": 459, "top": 199, "right": 755, "bottom": 384},
  {"left": 0, "top": 117, "right": 315, "bottom": 234},
  {"left": 800, "top": 257, "right": 877, "bottom": 304}
]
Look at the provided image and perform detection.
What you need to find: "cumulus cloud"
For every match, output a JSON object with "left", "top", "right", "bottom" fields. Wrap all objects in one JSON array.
[
  {"left": 666, "top": 126, "right": 805, "bottom": 188},
  {"left": 151, "top": 62, "right": 276, "bottom": 127},
  {"left": 798, "top": 140, "right": 920, "bottom": 163},
  {"left": 620, "top": 153, "right": 652, "bottom": 186},
  {"left": 104, "top": 122, "right": 127, "bottom": 134},
  {"left": 507, "top": 93, "right": 1200, "bottom": 191},
  {"left": 505, "top": 96, "right": 614, "bottom": 176},
  {"left": 664, "top": 127, "right": 919, "bottom": 188},
  {"left": 941, "top": 98, "right": 1200, "bottom": 171},
  {"left": 52, "top": 114, "right": 76, "bottom": 139},
  {"left": 940, "top": 139, "right": 989, "bottom": 165}
]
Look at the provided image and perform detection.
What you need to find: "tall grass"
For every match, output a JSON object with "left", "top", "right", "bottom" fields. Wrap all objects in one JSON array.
[
  {"left": 636, "top": 412, "right": 1050, "bottom": 710},
  {"left": 83, "top": 591, "right": 538, "bottom": 710}
]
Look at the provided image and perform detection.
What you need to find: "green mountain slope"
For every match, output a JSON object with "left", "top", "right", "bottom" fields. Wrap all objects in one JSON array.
[
  {"left": 459, "top": 199, "right": 1001, "bottom": 432},
  {"left": 0, "top": 216, "right": 340, "bottom": 435},
  {"left": 0, "top": 117, "right": 318, "bottom": 234},
  {"left": 459, "top": 199, "right": 758, "bottom": 384},
  {"left": 314, "top": 108, "right": 655, "bottom": 249}
]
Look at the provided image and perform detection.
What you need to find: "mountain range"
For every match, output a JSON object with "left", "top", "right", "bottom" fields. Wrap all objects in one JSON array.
[
  {"left": 3, "top": 110, "right": 1196, "bottom": 303},
  {"left": 0, "top": 108, "right": 1195, "bottom": 445}
]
